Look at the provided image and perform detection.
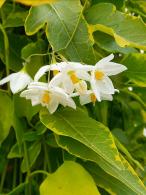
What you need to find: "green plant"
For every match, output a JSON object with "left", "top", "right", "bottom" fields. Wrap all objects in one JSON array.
[{"left": 1, "top": 0, "right": 146, "bottom": 194}]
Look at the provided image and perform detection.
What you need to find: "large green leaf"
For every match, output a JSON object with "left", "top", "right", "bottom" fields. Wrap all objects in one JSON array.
[
  {"left": 25, "top": 0, "right": 99, "bottom": 64},
  {"left": 121, "top": 53, "right": 146, "bottom": 87},
  {"left": 40, "top": 108, "right": 123, "bottom": 170},
  {"left": 0, "top": 92, "right": 13, "bottom": 145},
  {"left": 56, "top": 135, "right": 146, "bottom": 195},
  {"left": 85, "top": 3, "right": 146, "bottom": 50},
  {"left": 84, "top": 162, "right": 136, "bottom": 195},
  {"left": 40, "top": 161, "right": 100, "bottom": 195}
]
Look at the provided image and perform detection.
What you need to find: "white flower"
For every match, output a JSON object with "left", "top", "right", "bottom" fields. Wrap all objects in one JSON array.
[
  {"left": 0, "top": 70, "right": 32, "bottom": 94},
  {"left": 71, "top": 90, "right": 113, "bottom": 106},
  {"left": 34, "top": 62, "right": 93, "bottom": 82},
  {"left": 20, "top": 82, "right": 76, "bottom": 114},
  {"left": 90, "top": 54, "right": 127, "bottom": 101},
  {"left": 48, "top": 62, "right": 91, "bottom": 94}
]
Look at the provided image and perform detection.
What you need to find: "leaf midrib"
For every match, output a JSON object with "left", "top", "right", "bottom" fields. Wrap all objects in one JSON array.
[{"left": 50, "top": 3, "right": 82, "bottom": 61}]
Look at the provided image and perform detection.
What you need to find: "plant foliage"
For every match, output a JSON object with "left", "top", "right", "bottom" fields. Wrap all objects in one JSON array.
[{"left": 1, "top": 0, "right": 146, "bottom": 194}]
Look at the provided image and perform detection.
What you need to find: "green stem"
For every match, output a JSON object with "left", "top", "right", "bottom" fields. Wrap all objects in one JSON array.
[
  {"left": 0, "top": 161, "right": 8, "bottom": 193},
  {"left": 0, "top": 24, "right": 9, "bottom": 76},
  {"left": 29, "top": 170, "right": 49, "bottom": 178},
  {"left": 100, "top": 101, "right": 108, "bottom": 126},
  {"left": 0, "top": 23, "right": 10, "bottom": 92},
  {"left": 23, "top": 142, "right": 31, "bottom": 195},
  {"left": 43, "top": 140, "right": 51, "bottom": 173},
  {"left": 12, "top": 159, "right": 17, "bottom": 189}
]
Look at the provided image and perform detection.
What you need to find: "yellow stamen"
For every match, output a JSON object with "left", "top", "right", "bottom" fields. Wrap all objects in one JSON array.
[
  {"left": 95, "top": 70, "right": 104, "bottom": 80},
  {"left": 68, "top": 71, "right": 79, "bottom": 84},
  {"left": 53, "top": 70, "right": 59, "bottom": 76},
  {"left": 42, "top": 92, "right": 50, "bottom": 104},
  {"left": 90, "top": 93, "right": 96, "bottom": 104}
]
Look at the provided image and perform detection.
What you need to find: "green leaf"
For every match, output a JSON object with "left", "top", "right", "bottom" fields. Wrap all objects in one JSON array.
[
  {"left": 0, "top": 92, "right": 13, "bottom": 145},
  {"left": 126, "top": 0, "right": 146, "bottom": 18},
  {"left": 14, "top": 94, "right": 40, "bottom": 121},
  {"left": 40, "top": 161, "right": 100, "bottom": 195},
  {"left": 8, "top": 143, "right": 23, "bottom": 159},
  {"left": 85, "top": 3, "right": 146, "bottom": 50},
  {"left": 114, "top": 135, "right": 143, "bottom": 170},
  {"left": 0, "top": 0, "right": 6, "bottom": 8},
  {"left": 21, "top": 141, "right": 41, "bottom": 172},
  {"left": 21, "top": 39, "right": 47, "bottom": 77},
  {"left": 84, "top": 162, "right": 136, "bottom": 195},
  {"left": 56, "top": 135, "right": 146, "bottom": 194},
  {"left": 21, "top": 39, "right": 47, "bottom": 59},
  {"left": 122, "top": 53, "right": 146, "bottom": 87},
  {"left": 25, "top": 0, "right": 99, "bottom": 64},
  {"left": 92, "top": 0, "right": 125, "bottom": 10},
  {"left": 40, "top": 107, "right": 124, "bottom": 170},
  {"left": 94, "top": 31, "right": 138, "bottom": 54},
  {"left": 0, "top": 32, "right": 30, "bottom": 71},
  {"left": 8, "top": 182, "right": 27, "bottom": 195},
  {"left": 3, "top": 11, "right": 28, "bottom": 28}
]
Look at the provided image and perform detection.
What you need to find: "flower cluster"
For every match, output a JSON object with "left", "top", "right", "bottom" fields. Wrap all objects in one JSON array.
[{"left": 0, "top": 54, "right": 127, "bottom": 113}]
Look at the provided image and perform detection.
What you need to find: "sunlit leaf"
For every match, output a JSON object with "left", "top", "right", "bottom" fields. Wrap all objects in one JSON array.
[
  {"left": 94, "top": 31, "right": 138, "bottom": 54},
  {"left": 40, "top": 161, "right": 100, "bottom": 195},
  {"left": 15, "top": 0, "right": 57, "bottom": 6},
  {"left": 85, "top": 3, "right": 146, "bottom": 50},
  {"left": 0, "top": 0, "right": 6, "bottom": 8}
]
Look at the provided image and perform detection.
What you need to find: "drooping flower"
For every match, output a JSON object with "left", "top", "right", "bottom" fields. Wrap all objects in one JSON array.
[
  {"left": 90, "top": 54, "right": 127, "bottom": 101},
  {"left": 0, "top": 70, "right": 32, "bottom": 94},
  {"left": 20, "top": 82, "right": 76, "bottom": 114}
]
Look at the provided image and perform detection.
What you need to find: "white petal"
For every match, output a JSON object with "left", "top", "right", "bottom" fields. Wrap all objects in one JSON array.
[
  {"left": 20, "top": 89, "right": 40, "bottom": 97},
  {"left": 47, "top": 97, "right": 59, "bottom": 114},
  {"left": 51, "top": 86, "right": 68, "bottom": 98},
  {"left": 49, "top": 72, "right": 63, "bottom": 87},
  {"left": 74, "top": 80, "right": 87, "bottom": 95},
  {"left": 34, "top": 65, "right": 50, "bottom": 81},
  {"left": 96, "top": 76, "right": 115, "bottom": 94},
  {"left": 29, "top": 81, "right": 48, "bottom": 86},
  {"left": 76, "top": 70, "right": 91, "bottom": 81},
  {"left": 99, "top": 62, "right": 127, "bottom": 76},
  {"left": 28, "top": 82, "right": 48, "bottom": 89},
  {"left": 50, "top": 63, "right": 64, "bottom": 71},
  {"left": 31, "top": 98, "right": 41, "bottom": 106},
  {"left": 101, "top": 93, "right": 113, "bottom": 101},
  {"left": 62, "top": 75, "right": 74, "bottom": 94},
  {"left": 90, "top": 72, "right": 101, "bottom": 101},
  {"left": 0, "top": 74, "right": 13, "bottom": 85},
  {"left": 96, "top": 54, "right": 114, "bottom": 68},
  {"left": 79, "top": 94, "right": 91, "bottom": 105},
  {"left": 10, "top": 72, "right": 32, "bottom": 94},
  {"left": 66, "top": 97, "right": 76, "bottom": 109}
]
